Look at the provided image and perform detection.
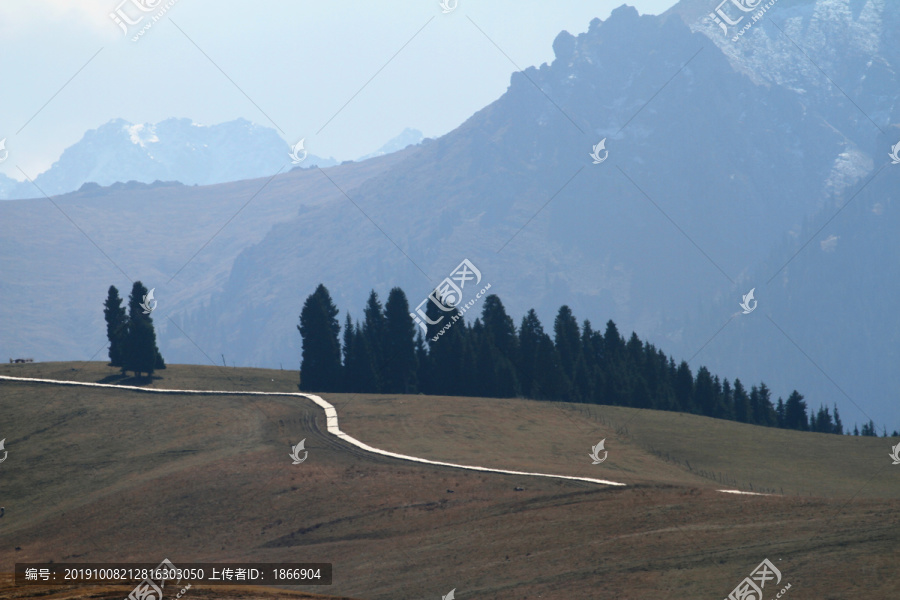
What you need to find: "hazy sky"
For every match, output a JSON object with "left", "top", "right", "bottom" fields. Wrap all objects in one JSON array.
[{"left": 0, "top": 1, "right": 678, "bottom": 179}]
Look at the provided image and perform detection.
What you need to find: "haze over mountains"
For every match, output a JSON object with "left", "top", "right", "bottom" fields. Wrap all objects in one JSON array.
[
  {"left": 1, "top": 0, "right": 897, "bottom": 431},
  {"left": 0, "top": 120, "right": 425, "bottom": 200}
]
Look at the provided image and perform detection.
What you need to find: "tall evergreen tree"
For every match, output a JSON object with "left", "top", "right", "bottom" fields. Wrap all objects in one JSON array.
[
  {"left": 342, "top": 314, "right": 358, "bottom": 392},
  {"left": 693, "top": 367, "right": 717, "bottom": 416},
  {"left": 362, "top": 290, "right": 387, "bottom": 392},
  {"left": 572, "top": 354, "right": 594, "bottom": 403},
  {"left": 383, "top": 288, "right": 417, "bottom": 393},
  {"left": 123, "top": 281, "right": 165, "bottom": 378},
  {"left": 674, "top": 361, "right": 694, "bottom": 413},
  {"left": 712, "top": 375, "right": 724, "bottom": 418},
  {"left": 811, "top": 405, "right": 834, "bottom": 433},
  {"left": 414, "top": 331, "right": 430, "bottom": 393},
  {"left": 479, "top": 296, "right": 519, "bottom": 397},
  {"left": 553, "top": 305, "right": 582, "bottom": 385},
  {"left": 517, "top": 309, "right": 544, "bottom": 397},
  {"left": 603, "top": 320, "right": 624, "bottom": 359},
  {"left": 580, "top": 320, "right": 599, "bottom": 373},
  {"left": 784, "top": 390, "right": 808, "bottom": 430},
  {"left": 471, "top": 319, "right": 494, "bottom": 397},
  {"left": 354, "top": 325, "right": 379, "bottom": 393},
  {"left": 426, "top": 296, "right": 467, "bottom": 397},
  {"left": 482, "top": 296, "right": 518, "bottom": 358},
  {"left": 832, "top": 404, "right": 843, "bottom": 435},
  {"left": 533, "top": 331, "right": 567, "bottom": 401},
  {"left": 103, "top": 285, "right": 128, "bottom": 369},
  {"left": 297, "top": 284, "right": 342, "bottom": 392},
  {"left": 721, "top": 378, "right": 734, "bottom": 420},
  {"left": 748, "top": 385, "right": 761, "bottom": 425},
  {"left": 653, "top": 350, "right": 676, "bottom": 411},
  {"left": 733, "top": 379, "right": 750, "bottom": 423},
  {"left": 757, "top": 383, "right": 775, "bottom": 426}
]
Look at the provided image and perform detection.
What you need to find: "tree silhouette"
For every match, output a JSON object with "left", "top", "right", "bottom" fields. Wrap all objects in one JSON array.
[
  {"left": 383, "top": 287, "right": 417, "bottom": 394},
  {"left": 297, "top": 284, "right": 341, "bottom": 392},
  {"left": 784, "top": 391, "right": 808, "bottom": 431},
  {"left": 122, "top": 281, "right": 164, "bottom": 378},
  {"left": 103, "top": 285, "right": 128, "bottom": 369}
]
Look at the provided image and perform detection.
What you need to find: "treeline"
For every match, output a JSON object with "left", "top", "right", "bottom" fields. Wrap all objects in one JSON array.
[
  {"left": 297, "top": 284, "right": 896, "bottom": 436},
  {"left": 103, "top": 281, "right": 165, "bottom": 377}
]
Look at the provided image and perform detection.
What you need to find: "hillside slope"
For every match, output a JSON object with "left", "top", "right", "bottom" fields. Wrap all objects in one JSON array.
[
  {"left": 0, "top": 148, "right": 413, "bottom": 365},
  {"left": 0, "top": 363, "right": 897, "bottom": 598}
]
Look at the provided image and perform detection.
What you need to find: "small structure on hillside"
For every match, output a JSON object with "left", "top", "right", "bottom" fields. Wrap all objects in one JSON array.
[{"left": 9, "top": 358, "right": 34, "bottom": 363}]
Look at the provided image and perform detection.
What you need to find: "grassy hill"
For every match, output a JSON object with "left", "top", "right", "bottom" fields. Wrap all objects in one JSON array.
[{"left": 0, "top": 362, "right": 897, "bottom": 599}]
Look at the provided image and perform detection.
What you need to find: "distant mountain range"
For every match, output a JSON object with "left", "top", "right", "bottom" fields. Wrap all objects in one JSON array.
[
  {"left": 0, "top": 119, "right": 423, "bottom": 200},
  {"left": 357, "top": 128, "right": 424, "bottom": 161},
  {"left": 2, "top": 0, "right": 897, "bottom": 431}
]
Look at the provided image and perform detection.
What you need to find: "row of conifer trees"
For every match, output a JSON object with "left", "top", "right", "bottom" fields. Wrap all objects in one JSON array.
[{"left": 298, "top": 284, "right": 894, "bottom": 435}]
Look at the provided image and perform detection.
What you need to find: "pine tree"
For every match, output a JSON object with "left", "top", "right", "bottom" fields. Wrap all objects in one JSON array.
[
  {"left": 712, "top": 375, "right": 723, "bottom": 417},
  {"left": 693, "top": 367, "right": 717, "bottom": 416},
  {"left": 362, "top": 290, "right": 387, "bottom": 392},
  {"left": 721, "top": 378, "right": 734, "bottom": 420},
  {"left": 342, "top": 314, "right": 357, "bottom": 392},
  {"left": 757, "top": 383, "right": 775, "bottom": 426},
  {"left": 733, "top": 379, "right": 750, "bottom": 423},
  {"left": 458, "top": 321, "right": 478, "bottom": 397},
  {"left": 832, "top": 404, "right": 843, "bottom": 435},
  {"left": 776, "top": 398, "right": 786, "bottom": 428},
  {"left": 581, "top": 320, "right": 596, "bottom": 369},
  {"left": 630, "top": 375, "right": 653, "bottom": 409},
  {"left": 480, "top": 295, "right": 519, "bottom": 397},
  {"left": 354, "top": 325, "right": 379, "bottom": 392},
  {"left": 623, "top": 333, "right": 647, "bottom": 408},
  {"left": 660, "top": 356, "right": 678, "bottom": 412},
  {"left": 553, "top": 305, "right": 581, "bottom": 387},
  {"left": 517, "top": 310, "right": 544, "bottom": 397},
  {"left": 471, "top": 319, "right": 494, "bottom": 397},
  {"left": 533, "top": 331, "right": 567, "bottom": 401},
  {"left": 572, "top": 354, "right": 594, "bottom": 403},
  {"left": 599, "top": 321, "right": 628, "bottom": 406},
  {"left": 748, "top": 385, "right": 761, "bottom": 424},
  {"left": 383, "top": 288, "right": 417, "bottom": 393},
  {"left": 103, "top": 285, "right": 128, "bottom": 368},
  {"left": 674, "top": 361, "right": 693, "bottom": 413},
  {"left": 784, "top": 391, "right": 808, "bottom": 431},
  {"left": 811, "top": 405, "right": 833, "bottom": 433},
  {"left": 122, "top": 281, "right": 164, "bottom": 378},
  {"left": 297, "top": 284, "right": 342, "bottom": 392},
  {"left": 427, "top": 298, "right": 467, "bottom": 397},
  {"left": 414, "top": 331, "right": 430, "bottom": 394},
  {"left": 482, "top": 295, "right": 518, "bottom": 358}
]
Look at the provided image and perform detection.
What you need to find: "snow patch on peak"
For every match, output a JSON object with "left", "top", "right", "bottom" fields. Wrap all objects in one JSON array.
[{"left": 127, "top": 123, "right": 159, "bottom": 147}]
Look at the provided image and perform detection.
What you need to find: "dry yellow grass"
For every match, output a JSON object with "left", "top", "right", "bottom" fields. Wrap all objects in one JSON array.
[
  {"left": 324, "top": 392, "right": 900, "bottom": 498},
  {"left": 0, "top": 362, "right": 897, "bottom": 599}
]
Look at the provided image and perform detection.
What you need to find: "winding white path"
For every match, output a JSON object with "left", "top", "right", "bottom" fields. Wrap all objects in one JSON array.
[
  {"left": 0, "top": 375, "right": 626, "bottom": 487},
  {"left": 2, "top": 375, "right": 770, "bottom": 495}
]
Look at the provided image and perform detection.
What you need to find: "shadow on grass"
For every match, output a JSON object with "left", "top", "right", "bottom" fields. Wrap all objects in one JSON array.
[{"left": 97, "top": 372, "right": 162, "bottom": 386}]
